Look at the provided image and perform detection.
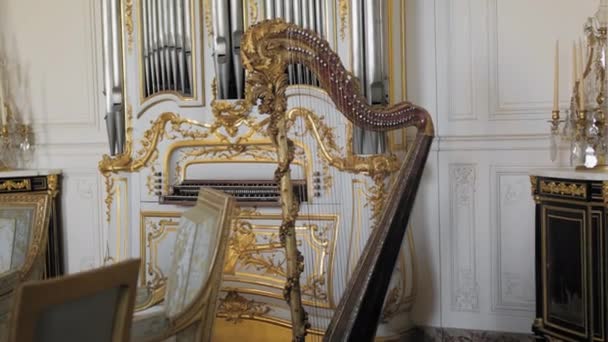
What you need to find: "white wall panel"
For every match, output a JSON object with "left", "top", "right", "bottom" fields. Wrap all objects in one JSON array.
[
  {"left": 1, "top": 0, "right": 108, "bottom": 273},
  {"left": 437, "top": 0, "right": 599, "bottom": 137},
  {"left": 490, "top": 167, "right": 535, "bottom": 314},
  {"left": 1, "top": 0, "right": 106, "bottom": 145}
]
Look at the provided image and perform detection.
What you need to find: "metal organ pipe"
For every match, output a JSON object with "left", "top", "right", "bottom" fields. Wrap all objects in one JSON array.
[
  {"left": 111, "top": 0, "right": 125, "bottom": 154},
  {"left": 213, "top": 0, "right": 232, "bottom": 99},
  {"left": 101, "top": 0, "right": 116, "bottom": 156},
  {"left": 230, "top": 0, "right": 244, "bottom": 99},
  {"left": 275, "top": 0, "right": 284, "bottom": 18},
  {"left": 168, "top": 0, "right": 178, "bottom": 91},
  {"left": 352, "top": 0, "right": 388, "bottom": 155},
  {"left": 142, "top": 0, "right": 151, "bottom": 96},
  {"left": 150, "top": 0, "right": 160, "bottom": 92},
  {"left": 139, "top": 0, "right": 193, "bottom": 98},
  {"left": 101, "top": 0, "right": 125, "bottom": 155},
  {"left": 175, "top": 0, "right": 186, "bottom": 93},
  {"left": 292, "top": 0, "right": 304, "bottom": 85},
  {"left": 283, "top": 0, "right": 295, "bottom": 84},
  {"left": 211, "top": 0, "right": 332, "bottom": 97},
  {"left": 265, "top": 0, "right": 275, "bottom": 20},
  {"left": 183, "top": 0, "right": 193, "bottom": 94}
]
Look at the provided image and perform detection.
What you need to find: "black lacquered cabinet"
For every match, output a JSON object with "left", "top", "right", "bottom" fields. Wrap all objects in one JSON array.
[{"left": 531, "top": 171, "right": 607, "bottom": 341}]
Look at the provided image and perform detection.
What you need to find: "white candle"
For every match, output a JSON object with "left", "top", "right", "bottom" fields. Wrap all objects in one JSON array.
[
  {"left": 572, "top": 41, "right": 578, "bottom": 86},
  {"left": 578, "top": 40, "right": 586, "bottom": 111},
  {"left": 553, "top": 40, "right": 559, "bottom": 111},
  {"left": 0, "top": 70, "right": 5, "bottom": 126}
]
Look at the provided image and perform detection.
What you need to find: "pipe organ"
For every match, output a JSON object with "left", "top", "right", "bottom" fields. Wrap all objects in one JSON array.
[
  {"left": 99, "top": 0, "right": 412, "bottom": 339},
  {"left": 140, "top": 0, "right": 194, "bottom": 98}
]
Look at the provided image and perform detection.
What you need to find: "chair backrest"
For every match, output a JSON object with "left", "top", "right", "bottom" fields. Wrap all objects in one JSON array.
[
  {"left": 163, "top": 188, "right": 235, "bottom": 339},
  {"left": 0, "top": 192, "right": 51, "bottom": 279},
  {"left": 8, "top": 259, "right": 140, "bottom": 342}
]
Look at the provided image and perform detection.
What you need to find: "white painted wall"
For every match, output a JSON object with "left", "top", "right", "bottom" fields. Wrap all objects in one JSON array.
[
  {"left": 0, "top": 0, "right": 108, "bottom": 273},
  {"left": 407, "top": 0, "right": 599, "bottom": 334},
  {"left": 0, "top": 0, "right": 598, "bottom": 334}
]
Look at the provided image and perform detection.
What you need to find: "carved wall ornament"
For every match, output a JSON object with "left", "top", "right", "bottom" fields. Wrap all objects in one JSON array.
[
  {"left": 217, "top": 291, "right": 272, "bottom": 323},
  {"left": 224, "top": 219, "right": 286, "bottom": 277},
  {"left": 452, "top": 166, "right": 476, "bottom": 205}
]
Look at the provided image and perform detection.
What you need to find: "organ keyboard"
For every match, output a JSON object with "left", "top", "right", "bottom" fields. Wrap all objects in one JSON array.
[{"left": 159, "top": 179, "right": 308, "bottom": 206}]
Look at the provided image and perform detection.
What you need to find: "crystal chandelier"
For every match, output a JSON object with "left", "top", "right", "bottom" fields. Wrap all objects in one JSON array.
[
  {"left": 550, "top": 0, "right": 608, "bottom": 170},
  {"left": 0, "top": 59, "right": 34, "bottom": 171}
]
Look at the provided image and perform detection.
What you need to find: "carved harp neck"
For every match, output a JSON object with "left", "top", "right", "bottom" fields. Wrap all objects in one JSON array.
[
  {"left": 242, "top": 19, "right": 434, "bottom": 135},
  {"left": 242, "top": 19, "right": 435, "bottom": 341}
]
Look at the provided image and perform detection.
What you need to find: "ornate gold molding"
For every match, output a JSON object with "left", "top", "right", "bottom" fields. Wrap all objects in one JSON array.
[
  {"left": 0, "top": 179, "right": 30, "bottom": 192},
  {"left": 46, "top": 174, "right": 59, "bottom": 198},
  {"left": 248, "top": 0, "right": 259, "bottom": 26},
  {"left": 99, "top": 103, "right": 397, "bottom": 183},
  {"left": 103, "top": 173, "right": 115, "bottom": 223},
  {"left": 539, "top": 180, "right": 587, "bottom": 199},
  {"left": 217, "top": 291, "right": 271, "bottom": 323},
  {"left": 287, "top": 108, "right": 399, "bottom": 178},
  {"left": 125, "top": 0, "right": 134, "bottom": 52},
  {"left": 530, "top": 176, "right": 538, "bottom": 196},
  {"left": 205, "top": 0, "right": 213, "bottom": 39},
  {"left": 338, "top": 0, "right": 348, "bottom": 40}
]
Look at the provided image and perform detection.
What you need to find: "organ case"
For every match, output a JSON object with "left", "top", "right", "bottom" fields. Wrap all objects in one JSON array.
[{"left": 98, "top": 0, "right": 415, "bottom": 339}]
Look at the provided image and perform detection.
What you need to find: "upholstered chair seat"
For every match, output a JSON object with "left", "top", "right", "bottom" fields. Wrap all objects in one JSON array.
[{"left": 131, "top": 188, "right": 234, "bottom": 342}]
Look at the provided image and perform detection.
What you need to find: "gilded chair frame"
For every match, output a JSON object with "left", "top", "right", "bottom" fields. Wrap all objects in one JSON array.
[
  {"left": 134, "top": 188, "right": 235, "bottom": 341},
  {"left": 0, "top": 191, "right": 51, "bottom": 297},
  {"left": 8, "top": 259, "right": 140, "bottom": 342}
]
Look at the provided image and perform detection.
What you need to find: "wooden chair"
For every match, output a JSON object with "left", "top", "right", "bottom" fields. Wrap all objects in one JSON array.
[
  {"left": 7, "top": 259, "right": 140, "bottom": 342},
  {"left": 131, "top": 188, "right": 235, "bottom": 342},
  {"left": 0, "top": 192, "right": 52, "bottom": 339}
]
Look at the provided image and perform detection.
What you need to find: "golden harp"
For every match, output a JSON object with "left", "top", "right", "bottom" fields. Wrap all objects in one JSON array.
[{"left": 241, "top": 20, "right": 434, "bottom": 341}]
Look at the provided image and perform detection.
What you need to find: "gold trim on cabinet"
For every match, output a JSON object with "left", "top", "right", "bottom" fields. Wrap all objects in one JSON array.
[
  {"left": 540, "top": 180, "right": 587, "bottom": 199},
  {"left": 530, "top": 176, "right": 538, "bottom": 195},
  {"left": 46, "top": 175, "right": 59, "bottom": 198},
  {"left": 590, "top": 209, "right": 604, "bottom": 340},
  {"left": 0, "top": 179, "right": 31, "bottom": 192}
]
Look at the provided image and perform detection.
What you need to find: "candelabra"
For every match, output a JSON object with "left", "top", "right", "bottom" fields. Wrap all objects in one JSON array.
[
  {"left": 0, "top": 103, "right": 33, "bottom": 171},
  {"left": 550, "top": 4, "right": 608, "bottom": 170}
]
